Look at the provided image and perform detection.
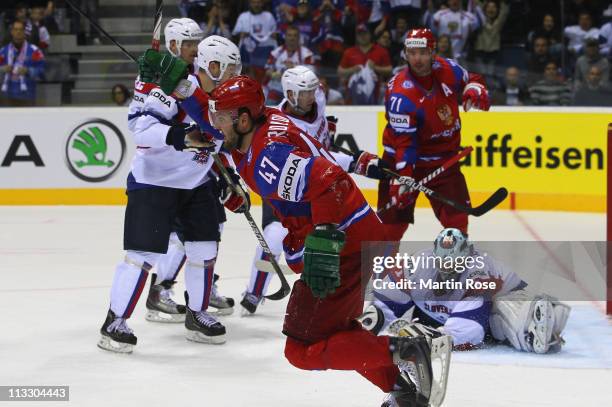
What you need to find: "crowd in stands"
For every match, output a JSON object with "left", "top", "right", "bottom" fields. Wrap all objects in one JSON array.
[{"left": 1, "top": 0, "right": 612, "bottom": 106}]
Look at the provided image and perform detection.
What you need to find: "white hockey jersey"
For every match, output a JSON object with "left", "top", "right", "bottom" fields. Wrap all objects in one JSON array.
[
  {"left": 127, "top": 74, "right": 221, "bottom": 190},
  {"left": 373, "top": 248, "right": 525, "bottom": 349},
  {"left": 431, "top": 9, "right": 479, "bottom": 60},
  {"left": 275, "top": 87, "right": 353, "bottom": 171}
]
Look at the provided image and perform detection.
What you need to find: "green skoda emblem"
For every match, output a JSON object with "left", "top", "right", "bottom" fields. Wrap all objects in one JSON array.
[{"left": 65, "top": 119, "right": 125, "bottom": 182}]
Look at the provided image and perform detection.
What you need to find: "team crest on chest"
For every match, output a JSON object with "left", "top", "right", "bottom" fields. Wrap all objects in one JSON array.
[
  {"left": 192, "top": 150, "right": 210, "bottom": 165},
  {"left": 436, "top": 104, "right": 454, "bottom": 126},
  {"left": 402, "top": 80, "right": 414, "bottom": 89}
]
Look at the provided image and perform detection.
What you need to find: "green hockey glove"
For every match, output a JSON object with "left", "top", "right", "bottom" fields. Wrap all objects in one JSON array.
[{"left": 302, "top": 224, "right": 345, "bottom": 299}]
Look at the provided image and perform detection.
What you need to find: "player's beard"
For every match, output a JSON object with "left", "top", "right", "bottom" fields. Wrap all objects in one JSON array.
[{"left": 222, "top": 130, "right": 239, "bottom": 150}]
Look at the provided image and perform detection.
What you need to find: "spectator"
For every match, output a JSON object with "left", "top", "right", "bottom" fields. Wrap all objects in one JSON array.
[
  {"left": 178, "top": 0, "right": 210, "bottom": 21},
  {"left": 319, "top": 75, "right": 344, "bottom": 105},
  {"left": 573, "top": 65, "right": 612, "bottom": 106},
  {"left": 564, "top": 12, "right": 599, "bottom": 56},
  {"left": 600, "top": 18, "right": 612, "bottom": 58},
  {"left": 430, "top": 0, "right": 479, "bottom": 62},
  {"left": 574, "top": 37, "right": 609, "bottom": 89},
  {"left": 284, "top": 0, "right": 320, "bottom": 50},
  {"left": 529, "top": 61, "right": 572, "bottom": 106},
  {"left": 526, "top": 36, "right": 558, "bottom": 82},
  {"left": 232, "top": 0, "right": 278, "bottom": 82},
  {"left": 436, "top": 33, "right": 453, "bottom": 59},
  {"left": 200, "top": 0, "right": 232, "bottom": 39},
  {"left": 474, "top": 0, "right": 509, "bottom": 79},
  {"left": 12, "top": 2, "right": 28, "bottom": 25},
  {"left": 338, "top": 23, "right": 392, "bottom": 104},
  {"left": 376, "top": 29, "right": 392, "bottom": 52},
  {"left": 265, "top": 25, "right": 315, "bottom": 104},
  {"left": 312, "top": 0, "right": 346, "bottom": 68},
  {"left": 390, "top": 15, "right": 409, "bottom": 66},
  {"left": 26, "top": 5, "right": 51, "bottom": 50},
  {"left": 0, "top": 20, "right": 45, "bottom": 106},
  {"left": 389, "top": 0, "right": 424, "bottom": 29},
  {"left": 272, "top": 0, "right": 298, "bottom": 30},
  {"left": 527, "top": 14, "right": 562, "bottom": 56},
  {"left": 492, "top": 66, "right": 529, "bottom": 106},
  {"left": 348, "top": 0, "right": 391, "bottom": 36},
  {"left": 111, "top": 84, "right": 130, "bottom": 106}
]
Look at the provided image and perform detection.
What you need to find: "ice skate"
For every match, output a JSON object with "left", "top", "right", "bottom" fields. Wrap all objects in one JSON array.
[
  {"left": 386, "top": 322, "right": 453, "bottom": 407},
  {"left": 240, "top": 291, "right": 264, "bottom": 316},
  {"left": 184, "top": 293, "right": 226, "bottom": 344},
  {"left": 208, "top": 274, "right": 234, "bottom": 316},
  {"left": 145, "top": 275, "right": 186, "bottom": 323},
  {"left": 98, "top": 310, "right": 137, "bottom": 354}
]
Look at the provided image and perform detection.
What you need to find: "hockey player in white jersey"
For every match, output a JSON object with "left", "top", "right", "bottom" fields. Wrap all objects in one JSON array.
[
  {"left": 241, "top": 65, "right": 390, "bottom": 315},
  {"left": 98, "top": 26, "right": 247, "bottom": 353},
  {"left": 143, "top": 33, "right": 244, "bottom": 322},
  {"left": 361, "top": 228, "right": 571, "bottom": 354}
]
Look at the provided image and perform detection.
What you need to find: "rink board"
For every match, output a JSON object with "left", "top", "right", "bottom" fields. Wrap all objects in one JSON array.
[{"left": 0, "top": 106, "right": 609, "bottom": 212}]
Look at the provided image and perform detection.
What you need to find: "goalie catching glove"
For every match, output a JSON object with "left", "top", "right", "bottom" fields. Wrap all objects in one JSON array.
[
  {"left": 302, "top": 224, "right": 345, "bottom": 299},
  {"left": 216, "top": 166, "right": 250, "bottom": 213}
]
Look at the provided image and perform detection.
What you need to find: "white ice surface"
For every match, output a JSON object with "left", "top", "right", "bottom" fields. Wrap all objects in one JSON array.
[{"left": 0, "top": 206, "right": 610, "bottom": 406}]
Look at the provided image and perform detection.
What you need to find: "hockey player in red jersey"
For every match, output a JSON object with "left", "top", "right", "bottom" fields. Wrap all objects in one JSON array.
[
  {"left": 202, "top": 75, "right": 452, "bottom": 406},
  {"left": 379, "top": 28, "right": 491, "bottom": 240}
]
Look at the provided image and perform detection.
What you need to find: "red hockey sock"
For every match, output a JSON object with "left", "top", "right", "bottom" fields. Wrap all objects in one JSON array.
[{"left": 284, "top": 329, "right": 399, "bottom": 392}]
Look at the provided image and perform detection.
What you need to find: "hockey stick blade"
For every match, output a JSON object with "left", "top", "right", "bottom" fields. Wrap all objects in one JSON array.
[{"left": 468, "top": 187, "right": 508, "bottom": 216}]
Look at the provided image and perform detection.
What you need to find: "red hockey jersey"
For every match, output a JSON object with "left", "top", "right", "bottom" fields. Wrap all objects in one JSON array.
[
  {"left": 382, "top": 56, "right": 484, "bottom": 174},
  {"left": 231, "top": 108, "right": 380, "bottom": 271}
]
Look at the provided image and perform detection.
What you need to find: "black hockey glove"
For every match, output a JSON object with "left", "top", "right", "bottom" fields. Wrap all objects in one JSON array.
[{"left": 165, "top": 124, "right": 215, "bottom": 152}]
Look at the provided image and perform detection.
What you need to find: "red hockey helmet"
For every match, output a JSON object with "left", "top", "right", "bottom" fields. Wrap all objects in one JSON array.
[
  {"left": 209, "top": 75, "right": 265, "bottom": 120},
  {"left": 404, "top": 28, "right": 436, "bottom": 52}
]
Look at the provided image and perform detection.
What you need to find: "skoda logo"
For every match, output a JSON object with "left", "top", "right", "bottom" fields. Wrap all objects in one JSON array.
[{"left": 65, "top": 119, "right": 126, "bottom": 182}]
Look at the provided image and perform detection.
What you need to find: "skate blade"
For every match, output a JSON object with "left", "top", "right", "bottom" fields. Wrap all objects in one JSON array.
[
  {"left": 240, "top": 307, "right": 256, "bottom": 317},
  {"left": 145, "top": 309, "right": 186, "bottom": 323},
  {"left": 185, "top": 330, "right": 226, "bottom": 345},
  {"left": 97, "top": 335, "right": 134, "bottom": 354},
  {"left": 208, "top": 306, "right": 234, "bottom": 316},
  {"left": 428, "top": 335, "right": 452, "bottom": 407}
]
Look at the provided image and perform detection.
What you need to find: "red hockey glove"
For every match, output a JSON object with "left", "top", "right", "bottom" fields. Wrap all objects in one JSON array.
[
  {"left": 389, "top": 176, "right": 418, "bottom": 209},
  {"left": 218, "top": 167, "right": 250, "bottom": 213},
  {"left": 350, "top": 150, "right": 391, "bottom": 180},
  {"left": 462, "top": 82, "right": 490, "bottom": 112}
]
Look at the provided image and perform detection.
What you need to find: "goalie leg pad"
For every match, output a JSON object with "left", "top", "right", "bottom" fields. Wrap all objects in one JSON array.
[{"left": 490, "top": 290, "right": 570, "bottom": 353}]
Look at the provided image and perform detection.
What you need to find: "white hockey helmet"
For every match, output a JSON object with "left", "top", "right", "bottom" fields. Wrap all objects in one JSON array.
[
  {"left": 281, "top": 65, "right": 319, "bottom": 108},
  {"left": 433, "top": 228, "right": 472, "bottom": 278},
  {"left": 197, "top": 35, "right": 242, "bottom": 83},
  {"left": 164, "top": 18, "right": 204, "bottom": 57}
]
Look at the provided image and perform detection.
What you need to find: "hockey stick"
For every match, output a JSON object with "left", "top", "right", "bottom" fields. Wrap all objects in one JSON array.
[
  {"left": 152, "top": 0, "right": 164, "bottom": 51},
  {"left": 255, "top": 260, "right": 294, "bottom": 275},
  {"left": 211, "top": 154, "right": 291, "bottom": 301},
  {"left": 64, "top": 0, "right": 138, "bottom": 63},
  {"left": 385, "top": 167, "right": 507, "bottom": 217},
  {"left": 377, "top": 147, "right": 473, "bottom": 214},
  {"left": 333, "top": 144, "right": 506, "bottom": 217}
]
